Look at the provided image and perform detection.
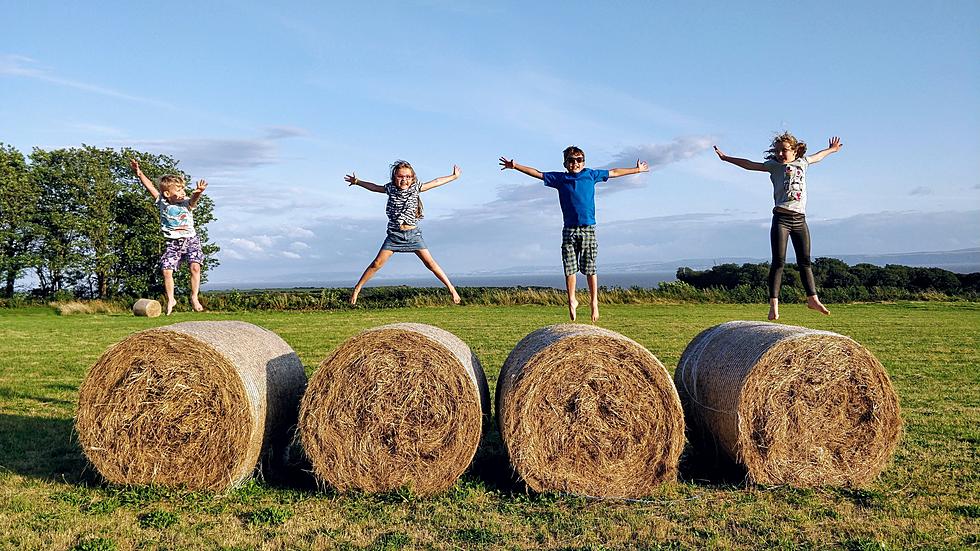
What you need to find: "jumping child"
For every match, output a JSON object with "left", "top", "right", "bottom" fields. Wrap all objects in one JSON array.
[
  {"left": 713, "top": 133, "right": 842, "bottom": 320},
  {"left": 346, "top": 160, "right": 461, "bottom": 305},
  {"left": 499, "top": 147, "right": 648, "bottom": 322},
  {"left": 131, "top": 159, "right": 208, "bottom": 315}
]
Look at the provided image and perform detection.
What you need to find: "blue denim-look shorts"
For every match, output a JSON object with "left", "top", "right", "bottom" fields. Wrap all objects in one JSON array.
[{"left": 381, "top": 227, "right": 427, "bottom": 252}]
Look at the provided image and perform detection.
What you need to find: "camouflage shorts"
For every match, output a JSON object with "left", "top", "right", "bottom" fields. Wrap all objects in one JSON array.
[
  {"left": 561, "top": 225, "right": 597, "bottom": 276},
  {"left": 160, "top": 236, "right": 204, "bottom": 271}
]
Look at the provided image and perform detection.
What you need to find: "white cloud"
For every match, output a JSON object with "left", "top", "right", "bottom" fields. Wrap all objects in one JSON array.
[
  {"left": 282, "top": 251, "right": 301, "bottom": 259},
  {"left": 909, "top": 186, "right": 932, "bottom": 196},
  {"left": 1, "top": 54, "right": 176, "bottom": 109}
]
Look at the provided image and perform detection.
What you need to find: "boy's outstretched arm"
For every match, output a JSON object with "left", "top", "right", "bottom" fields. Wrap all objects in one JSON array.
[
  {"left": 345, "top": 172, "right": 385, "bottom": 193},
  {"left": 713, "top": 146, "right": 767, "bottom": 171},
  {"left": 805, "top": 136, "right": 843, "bottom": 164},
  {"left": 609, "top": 160, "right": 649, "bottom": 178},
  {"left": 421, "top": 165, "right": 460, "bottom": 192},
  {"left": 499, "top": 157, "right": 543, "bottom": 180},
  {"left": 188, "top": 179, "right": 208, "bottom": 208},
  {"left": 130, "top": 159, "right": 160, "bottom": 200}
]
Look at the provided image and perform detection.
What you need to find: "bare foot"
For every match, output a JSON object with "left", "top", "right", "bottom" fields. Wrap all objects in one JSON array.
[
  {"left": 768, "top": 303, "right": 779, "bottom": 321},
  {"left": 166, "top": 299, "right": 176, "bottom": 316},
  {"left": 191, "top": 297, "right": 205, "bottom": 312},
  {"left": 568, "top": 297, "right": 578, "bottom": 321},
  {"left": 590, "top": 301, "right": 599, "bottom": 323},
  {"left": 807, "top": 295, "right": 830, "bottom": 315}
]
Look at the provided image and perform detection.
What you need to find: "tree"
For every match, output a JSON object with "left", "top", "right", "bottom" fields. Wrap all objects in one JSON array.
[
  {"left": 0, "top": 144, "right": 39, "bottom": 297},
  {"left": 23, "top": 145, "right": 220, "bottom": 299},
  {"left": 29, "top": 148, "right": 89, "bottom": 296}
]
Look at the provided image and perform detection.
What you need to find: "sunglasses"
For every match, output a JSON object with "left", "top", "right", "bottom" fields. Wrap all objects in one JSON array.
[{"left": 565, "top": 156, "right": 585, "bottom": 163}]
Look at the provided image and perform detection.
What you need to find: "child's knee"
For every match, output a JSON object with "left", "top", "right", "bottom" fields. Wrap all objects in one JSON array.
[{"left": 189, "top": 262, "right": 201, "bottom": 273}]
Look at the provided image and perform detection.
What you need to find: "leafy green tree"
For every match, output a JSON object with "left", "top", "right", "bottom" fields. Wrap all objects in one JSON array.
[
  {"left": 29, "top": 148, "right": 90, "bottom": 296},
  {"left": 0, "top": 144, "right": 39, "bottom": 297},
  {"left": 24, "top": 146, "right": 219, "bottom": 299}
]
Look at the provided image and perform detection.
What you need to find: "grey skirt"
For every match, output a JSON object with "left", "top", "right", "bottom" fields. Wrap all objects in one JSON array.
[{"left": 381, "top": 227, "right": 427, "bottom": 252}]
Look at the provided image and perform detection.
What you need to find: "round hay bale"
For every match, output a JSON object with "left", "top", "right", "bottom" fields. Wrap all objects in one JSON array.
[
  {"left": 675, "top": 320, "right": 902, "bottom": 487},
  {"left": 132, "top": 298, "right": 161, "bottom": 317},
  {"left": 76, "top": 321, "right": 307, "bottom": 491},
  {"left": 299, "top": 322, "right": 489, "bottom": 495},
  {"left": 496, "top": 324, "right": 685, "bottom": 497}
]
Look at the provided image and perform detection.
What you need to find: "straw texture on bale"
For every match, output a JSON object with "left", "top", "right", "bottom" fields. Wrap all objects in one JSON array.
[
  {"left": 76, "top": 321, "right": 307, "bottom": 491},
  {"left": 299, "top": 322, "right": 489, "bottom": 495},
  {"left": 132, "top": 298, "right": 161, "bottom": 317},
  {"left": 496, "top": 324, "right": 685, "bottom": 497},
  {"left": 675, "top": 321, "right": 901, "bottom": 487}
]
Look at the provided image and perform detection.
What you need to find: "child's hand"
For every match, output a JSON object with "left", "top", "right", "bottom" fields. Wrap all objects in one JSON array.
[
  {"left": 713, "top": 145, "right": 726, "bottom": 159},
  {"left": 130, "top": 158, "right": 141, "bottom": 173},
  {"left": 345, "top": 173, "right": 359, "bottom": 186},
  {"left": 636, "top": 160, "right": 649, "bottom": 172},
  {"left": 827, "top": 137, "right": 842, "bottom": 152},
  {"left": 195, "top": 179, "right": 208, "bottom": 193},
  {"left": 499, "top": 157, "right": 515, "bottom": 170},
  {"left": 452, "top": 165, "right": 461, "bottom": 178}
]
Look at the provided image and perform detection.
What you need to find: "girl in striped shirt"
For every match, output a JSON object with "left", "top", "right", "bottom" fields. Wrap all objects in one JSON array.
[{"left": 346, "top": 160, "right": 462, "bottom": 305}]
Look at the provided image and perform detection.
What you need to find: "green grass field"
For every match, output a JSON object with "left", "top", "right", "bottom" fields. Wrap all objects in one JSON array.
[{"left": 1, "top": 302, "right": 978, "bottom": 550}]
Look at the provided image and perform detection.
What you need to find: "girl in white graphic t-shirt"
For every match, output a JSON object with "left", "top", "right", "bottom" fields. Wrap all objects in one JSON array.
[{"left": 713, "top": 132, "right": 842, "bottom": 321}]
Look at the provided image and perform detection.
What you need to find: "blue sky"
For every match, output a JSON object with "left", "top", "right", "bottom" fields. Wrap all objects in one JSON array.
[{"left": 3, "top": 1, "right": 978, "bottom": 284}]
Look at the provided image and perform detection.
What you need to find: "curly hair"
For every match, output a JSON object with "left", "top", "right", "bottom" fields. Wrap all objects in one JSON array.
[
  {"left": 764, "top": 132, "right": 807, "bottom": 161},
  {"left": 389, "top": 160, "right": 423, "bottom": 220}
]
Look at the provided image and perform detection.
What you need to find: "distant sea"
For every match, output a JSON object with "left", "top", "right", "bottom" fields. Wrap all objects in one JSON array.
[{"left": 203, "top": 272, "right": 678, "bottom": 291}]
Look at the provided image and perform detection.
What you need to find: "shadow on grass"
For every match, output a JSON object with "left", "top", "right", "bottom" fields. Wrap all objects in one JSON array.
[{"left": 0, "top": 413, "right": 92, "bottom": 483}]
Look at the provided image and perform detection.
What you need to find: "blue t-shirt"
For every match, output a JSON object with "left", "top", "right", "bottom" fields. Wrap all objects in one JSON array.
[{"left": 542, "top": 168, "right": 609, "bottom": 227}]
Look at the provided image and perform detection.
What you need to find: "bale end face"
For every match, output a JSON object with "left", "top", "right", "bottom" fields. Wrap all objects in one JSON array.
[
  {"left": 299, "top": 323, "right": 488, "bottom": 495},
  {"left": 497, "top": 324, "right": 685, "bottom": 498}
]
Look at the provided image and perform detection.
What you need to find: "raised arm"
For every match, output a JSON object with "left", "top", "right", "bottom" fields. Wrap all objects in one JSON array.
[
  {"left": 608, "top": 160, "right": 649, "bottom": 178},
  {"left": 188, "top": 179, "right": 208, "bottom": 208},
  {"left": 499, "top": 157, "right": 543, "bottom": 180},
  {"left": 805, "top": 136, "right": 843, "bottom": 164},
  {"left": 713, "top": 146, "right": 767, "bottom": 172},
  {"left": 345, "top": 172, "right": 386, "bottom": 193},
  {"left": 130, "top": 159, "right": 160, "bottom": 200},
  {"left": 420, "top": 165, "right": 460, "bottom": 192}
]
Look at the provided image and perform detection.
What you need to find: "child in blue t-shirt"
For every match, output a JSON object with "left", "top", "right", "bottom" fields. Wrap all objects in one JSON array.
[{"left": 500, "top": 146, "right": 648, "bottom": 322}]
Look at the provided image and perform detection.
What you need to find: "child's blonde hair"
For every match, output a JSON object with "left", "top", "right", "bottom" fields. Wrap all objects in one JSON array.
[
  {"left": 389, "top": 160, "right": 423, "bottom": 219},
  {"left": 765, "top": 132, "right": 807, "bottom": 161},
  {"left": 158, "top": 174, "right": 185, "bottom": 194}
]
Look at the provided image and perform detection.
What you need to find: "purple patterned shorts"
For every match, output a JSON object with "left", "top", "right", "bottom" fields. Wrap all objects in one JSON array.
[{"left": 160, "top": 236, "right": 204, "bottom": 271}]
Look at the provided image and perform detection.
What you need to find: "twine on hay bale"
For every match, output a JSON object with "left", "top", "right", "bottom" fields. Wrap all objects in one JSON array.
[
  {"left": 299, "top": 322, "right": 490, "bottom": 495},
  {"left": 132, "top": 298, "right": 161, "bottom": 317},
  {"left": 496, "top": 324, "right": 685, "bottom": 497},
  {"left": 76, "top": 321, "right": 307, "bottom": 491},
  {"left": 675, "top": 320, "right": 902, "bottom": 487}
]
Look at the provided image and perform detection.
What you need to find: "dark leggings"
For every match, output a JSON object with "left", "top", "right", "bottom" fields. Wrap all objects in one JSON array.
[{"left": 769, "top": 210, "right": 817, "bottom": 299}]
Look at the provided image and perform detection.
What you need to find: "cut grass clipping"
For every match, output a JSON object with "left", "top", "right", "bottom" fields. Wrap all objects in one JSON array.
[
  {"left": 76, "top": 321, "right": 308, "bottom": 491},
  {"left": 299, "top": 322, "right": 490, "bottom": 495},
  {"left": 675, "top": 320, "right": 902, "bottom": 487},
  {"left": 132, "top": 298, "right": 161, "bottom": 317},
  {"left": 496, "top": 324, "right": 685, "bottom": 498}
]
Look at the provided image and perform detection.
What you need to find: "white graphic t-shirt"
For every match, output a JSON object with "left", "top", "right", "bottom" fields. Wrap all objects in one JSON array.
[
  {"left": 155, "top": 196, "right": 196, "bottom": 239},
  {"left": 764, "top": 157, "right": 809, "bottom": 214}
]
